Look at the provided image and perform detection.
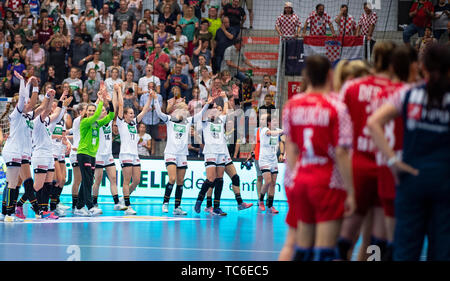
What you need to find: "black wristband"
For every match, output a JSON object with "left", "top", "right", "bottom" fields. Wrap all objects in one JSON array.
[
  {"left": 107, "top": 101, "right": 114, "bottom": 113},
  {"left": 57, "top": 101, "right": 63, "bottom": 108}
]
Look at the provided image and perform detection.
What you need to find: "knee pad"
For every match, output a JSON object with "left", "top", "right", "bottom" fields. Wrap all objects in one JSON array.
[{"left": 231, "top": 174, "right": 240, "bottom": 187}]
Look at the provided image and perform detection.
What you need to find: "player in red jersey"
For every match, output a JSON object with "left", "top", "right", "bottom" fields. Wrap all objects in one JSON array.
[
  {"left": 284, "top": 55, "right": 356, "bottom": 261},
  {"left": 337, "top": 41, "right": 397, "bottom": 260},
  {"left": 368, "top": 45, "right": 420, "bottom": 260}
]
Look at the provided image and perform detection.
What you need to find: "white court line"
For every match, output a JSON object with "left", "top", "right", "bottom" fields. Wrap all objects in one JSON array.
[{"left": 0, "top": 242, "right": 280, "bottom": 254}]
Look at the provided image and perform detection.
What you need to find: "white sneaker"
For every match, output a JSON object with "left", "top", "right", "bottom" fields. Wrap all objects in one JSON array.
[
  {"left": 162, "top": 203, "right": 169, "bottom": 213},
  {"left": 119, "top": 197, "right": 125, "bottom": 206},
  {"left": 54, "top": 208, "right": 66, "bottom": 217},
  {"left": 124, "top": 206, "right": 137, "bottom": 215},
  {"left": 114, "top": 203, "right": 128, "bottom": 211},
  {"left": 88, "top": 207, "right": 103, "bottom": 217},
  {"left": 73, "top": 207, "right": 90, "bottom": 217},
  {"left": 57, "top": 203, "right": 71, "bottom": 210},
  {"left": 173, "top": 206, "right": 187, "bottom": 216},
  {"left": 4, "top": 215, "right": 24, "bottom": 222}
]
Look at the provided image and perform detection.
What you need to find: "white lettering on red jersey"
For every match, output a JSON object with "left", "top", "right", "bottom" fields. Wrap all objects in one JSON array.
[
  {"left": 283, "top": 93, "right": 353, "bottom": 189},
  {"left": 339, "top": 75, "right": 393, "bottom": 156}
]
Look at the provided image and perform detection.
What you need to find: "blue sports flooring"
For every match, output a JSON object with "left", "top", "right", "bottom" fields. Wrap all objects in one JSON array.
[{"left": 0, "top": 196, "right": 426, "bottom": 261}]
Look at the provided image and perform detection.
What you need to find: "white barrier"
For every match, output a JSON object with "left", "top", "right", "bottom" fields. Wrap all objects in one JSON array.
[{"left": 0, "top": 157, "right": 287, "bottom": 201}]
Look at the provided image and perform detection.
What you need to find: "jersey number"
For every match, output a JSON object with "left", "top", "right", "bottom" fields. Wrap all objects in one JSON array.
[{"left": 303, "top": 128, "right": 315, "bottom": 158}]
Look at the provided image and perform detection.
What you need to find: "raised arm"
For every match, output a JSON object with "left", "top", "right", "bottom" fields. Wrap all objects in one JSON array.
[
  {"left": 150, "top": 91, "right": 169, "bottom": 122},
  {"left": 137, "top": 89, "right": 153, "bottom": 123},
  {"left": 192, "top": 95, "right": 214, "bottom": 122},
  {"left": 116, "top": 83, "right": 124, "bottom": 119}
]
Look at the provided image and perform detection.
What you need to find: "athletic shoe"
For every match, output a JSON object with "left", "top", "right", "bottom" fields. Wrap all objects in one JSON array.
[
  {"left": 124, "top": 206, "right": 137, "bottom": 215},
  {"left": 56, "top": 205, "right": 67, "bottom": 216},
  {"left": 88, "top": 207, "right": 103, "bottom": 217},
  {"left": 4, "top": 215, "right": 24, "bottom": 222},
  {"left": 237, "top": 202, "right": 253, "bottom": 211},
  {"left": 267, "top": 206, "right": 279, "bottom": 214},
  {"left": 204, "top": 207, "right": 213, "bottom": 214},
  {"left": 119, "top": 197, "right": 125, "bottom": 206},
  {"left": 194, "top": 200, "right": 202, "bottom": 214},
  {"left": 162, "top": 203, "right": 169, "bottom": 213},
  {"left": 41, "top": 211, "right": 59, "bottom": 220},
  {"left": 114, "top": 203, "right": 127, "bottom": 211},
  {"left": 258, "top": 201, "right": 266, "bottom": 212},
  {"left": 73, "top": 208, "right": 90, "bottom": 217},
  {"left": 212, "top": 208, "right": 227, "bottom": 216},
  {"left": 173, "top": 207, "right": 187, "bottom": 216},
  {"left": 57, "top": 203, "right": 71, "bottom": 210},
  {"left": 15, "top": 206, "right": 26, "bottom": 219}
]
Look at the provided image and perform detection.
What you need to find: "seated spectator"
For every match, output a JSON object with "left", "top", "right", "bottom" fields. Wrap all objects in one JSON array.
[
  {"left": 25, "top": 40, "right": 46, "bottom": 78},
  {"left": 154, "top": 22, "right": 170, "bottom": 47},
  {"left": 138, "top": 64, "right": 161, "bottom": 96},
  {"left": 85, "top": 49, "right": 105, "bottom": 80},
  {"left": 104, "top": 67, "right": 124, "bottom": 98},
  {"left": 125, "top": 48, "right": 146, "bottom": 82},
  {"left": 158, "top": 3, "right": 177, "bottom": 35},
  {"left": 255, "top": 75, "right": 277, "bottom": 108},
  {"left": 63, "top": 67, "right": 84, "bottom": 102},
  {"left": 83, "top": 68, "right": 101, "bottom": 102},
  {"left": 403, "top": 0, "right": 434, "bottom": 46},
  {"left": 106, "top": 54, "right": 125, "bottom": 80},
  {"left": 164, "top": 62, "right": 190, "bottom": 100},
  {"left": 416, "top": 26, "right": 438, "bottom": 59},
  {"left": 192, "top": 40, "right": 212, "bottom": 67},
  {"left": 188, "top": 86, "right": 205, "bottom": 116},
  {"left": 137, "top": 123, "right": 152, "bottom": 157},
  {"left": 172, "top": 25, "right": 188, "bottom": 54}
]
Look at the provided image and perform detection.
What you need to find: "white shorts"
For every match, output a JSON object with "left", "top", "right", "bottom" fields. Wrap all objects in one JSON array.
[
  {"left": 53, "top": 153, "right": 65, "bottom": 162},
  {"left": 224, "top": 149, "right": 233, "bottom": 166},
  {"left": 95, "top": 154, "right": 115, "bottom": 168},
  {"left": 21, "top": 153, "right": 32, "bottom": 164},
  {"left": 204, "top": 153, "right": 227, "bottom": 168},
  {"left": 164, "top": 153, "right": 188, "bottom": 169},
  {"left": 70, "top": 150, "right": 78, "bottom": 167},
  {"left": 119, "top": 153, "right": 141, "bottom": 167},
  {"left": 32, "top": 156, "right": 55, "bottom": 173},
  {"left": 258, "top": 159, "right": 278, "bottom": 174},
  {"left": 254, "top": 159, "right": 262, "bottom": 177},
  {"left": 2, "top": 152, "right": 23, "bottom": 167}
]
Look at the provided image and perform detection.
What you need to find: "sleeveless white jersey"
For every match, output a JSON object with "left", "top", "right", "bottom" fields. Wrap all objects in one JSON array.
[
  {"left": 71, "top": 116, "right": 81, "bottom": 149},
  {"left": 52, "top": 116, "right": 66, "bottom": 155},
  {"left": 163, "top": 116, "right": 195, "bottom": 156},
  {"left": 32, "top": 116, "right": 53, "bottom": 155},
  {"left": 3, "top": 107, "right": 35, "bottom": 156},
  {"left": 117, "top": 117, "right": 139, "bottom": 156},
  {"left": 259, "top": 127, "right": 280, "bottom": 163},
  {"left": 202, "top": 115, "right": 228, "bottom": 155},
  {"left": 97, "top": 120, "right": 113, "bottom": 156}
]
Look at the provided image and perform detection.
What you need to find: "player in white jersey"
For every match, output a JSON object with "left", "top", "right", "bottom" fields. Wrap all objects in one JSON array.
[
  {"left": 2, "top": 73, "right": 43, "bottom": 222},
  {"left": 257, "top": 113, "right": 283, "bottom": 214},
  {"left": 204, "top": 109, "right": 254, "bottom": 213},
  {"left": 153, "top": 91, "right": 212, "bottom": 215},
  {"left": 92, "top": 90, "right": 127, "bottom": 212},
  {"left": 194, "top": 92, "right": 230, "bottom": 216},
  {"left": 32, "top": 89, "right": 73, "bottom": 219},
  {"left": 116, "top": 83, "right": 152, "bottom": 215},
  {"left": 67, "top": 103, "right": 87, "bottom": 210}
]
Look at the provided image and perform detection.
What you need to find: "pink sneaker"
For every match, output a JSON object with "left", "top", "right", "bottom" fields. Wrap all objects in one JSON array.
[
  {"left": 15, "top": 206, "right": 26, "bottom": 220},
  {"left": 238, "top": 202, "right": 253, "bottom": 211},
  {"left": 258, "top": 201, "right": 266, "bottom": 212},
  {"left": 41, "top": 211, "right": 59, "bottom": 220},
  {"left": 267, "top": 206, "right": 279, "bottom": 214},
  {"left": 204, "top": 207, "right": 213, "bottom": 214}
]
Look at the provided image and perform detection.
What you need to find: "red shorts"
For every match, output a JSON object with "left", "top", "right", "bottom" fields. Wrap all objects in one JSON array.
[
  {"left": 352, "top": 152, "right": 381, "bottom": 216},
  {"left": 292, "top": 167, "right": 347, "bottom": 224},
  {"left": 377, "top": 165, "right": 396, "bottom": 218},
  {"left": 285, "top": 184, "right": 297, "bottom": 228}
]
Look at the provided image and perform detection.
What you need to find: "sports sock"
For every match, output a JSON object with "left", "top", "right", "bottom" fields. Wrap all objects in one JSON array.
[
  {"left": 72, "top": 195, "right": 78, "bottom": 209},
  {"left": 5, "top": 187, "right": 15, "bottom": 215},
  {"left": 50, "top": 183, "right": 59, "bottom": 211},
  {"left": 213, "top": 178, "right": 223, "bottom": 209},
  {"left": 93, "top": 196, "right": 98, "bottom": 206},
  {"left": 124, "top": 196, "right": 130, "bottom": 206},
  {"left": 293, "top": 247, "right": 313, "bottom": 261},
  {"left": 12, "top": 186, "right": 20, "bottom": 207},
  {"left": 197, "top": 180, "right": 213, "bottom": 202},
  {"left": 55, "top": 186, "right": 63, "bottom": 205},
  {"left": 112, "top": 194, "right": 119, "bottom": 204},
  {"left": 336, "top": 238, "right": 353, "bottom": 260},
  {"left": 37, "top": 189, "right": 46, "bottom": 214},
  {"left": 163, "top": 183, "right": 174, "bottom": 204},
  {"left": 206, "top": 196, "right": 213, "bottom": 208},
  {"left": 235, "top": 193, "right": 243, "bottom": 205},
  {"left": 259, "top": 193, "right": 265, "bottom": 202},
  {"left": 174, "top": 185, "right": 183, "bottom": 208},
  {"left": 313, "top": 248, "right": 338, "bottom": 261},
  {"left": 266, "top": 195, "right": 274, "bottom": 208}
]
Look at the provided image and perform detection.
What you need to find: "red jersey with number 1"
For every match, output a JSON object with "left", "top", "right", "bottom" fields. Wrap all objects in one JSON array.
[{"left": 339, "top": 75, "right": 393, "bottom": 159}]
